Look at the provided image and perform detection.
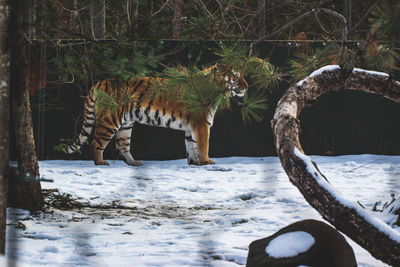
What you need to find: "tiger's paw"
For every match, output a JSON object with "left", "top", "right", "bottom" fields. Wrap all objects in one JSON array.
[
  {"left": 200, "top": 159, "right": 216, "bottom": 165},
  {"left": 127, "top": 160, "right": 143, "bottom": 166},
  {"left": 188, "top": 158, "right": 200, "bottom": 165},
  {"left": 95, "top": 160, "right": 110, "bottom": 165}
]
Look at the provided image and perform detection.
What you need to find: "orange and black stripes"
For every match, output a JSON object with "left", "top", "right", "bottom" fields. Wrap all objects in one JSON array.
[{"left": 65, "top": 63, "right": 248, "bottom": 166}]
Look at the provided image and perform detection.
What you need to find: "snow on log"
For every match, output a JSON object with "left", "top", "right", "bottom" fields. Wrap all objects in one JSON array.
[{"left": 271, "top": 65, "right": 400, "bottom": 266}]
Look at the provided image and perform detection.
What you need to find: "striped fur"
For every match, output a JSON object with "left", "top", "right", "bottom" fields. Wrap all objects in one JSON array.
[{"left": 65, "top": 64, "right": 248, "bottom": 166}]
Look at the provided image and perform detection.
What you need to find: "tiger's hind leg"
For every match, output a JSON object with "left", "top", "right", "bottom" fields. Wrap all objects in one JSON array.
[
  {"left": 114, "top": 125, "right": 142, "bottom": 166},
  {"left": 92, "top": 124, "right": 116, "bottom": 165}
]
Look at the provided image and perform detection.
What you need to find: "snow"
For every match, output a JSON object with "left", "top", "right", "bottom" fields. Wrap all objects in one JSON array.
[
  {"left": 308, "top": 65, "right": 340, "bottom": 78},
  {"left": 265, "top": 231, "right": 315, "bottom": 258},
  {"left": 293, "top": 147, "right": 400, "bottom": 244},
  {"left": 297, "top": 65, "right": 340, "bottom": 86},
  {"left": 5, "top": 155, "right": 400, "bottom": 266},
  {"left": 381, "top": 198, "right": 400, "bottom": 227},
  {"left": 296, "top": 65, "right": 390, "bottom": 88},
  {"left": 353, "top": 68, "right": 389, "bottom": 78}
]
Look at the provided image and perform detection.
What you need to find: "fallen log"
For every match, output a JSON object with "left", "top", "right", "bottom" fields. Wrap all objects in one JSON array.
[{"left": 271, "top": 65, "right": 400, "bottom": 266}]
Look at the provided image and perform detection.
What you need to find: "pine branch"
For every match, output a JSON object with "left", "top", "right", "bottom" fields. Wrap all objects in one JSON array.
[{"left": 240, "top": 91, "right": 268, "bottom": 124}]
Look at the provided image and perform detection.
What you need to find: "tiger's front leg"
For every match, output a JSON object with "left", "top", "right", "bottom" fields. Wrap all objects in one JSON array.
[
  {"left": 114, "top": 126, "right": 143, "bottom": 166},
  {"left": 189, "top": 123, "right": 215, "bottom": 165},
  {"left": 185, "top": 130, "right": 200, "bottom": 165}
]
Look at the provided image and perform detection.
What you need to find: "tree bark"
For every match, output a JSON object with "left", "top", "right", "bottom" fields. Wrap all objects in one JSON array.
[
  {"left": 0, "top": 0, "right": 9, "bottom": 255},
  {"left": 90, "top": 0, "right": 106, "bottom": 40},
  {"left": 271, "top": 66, "right": 400, "bottom": 266},
  {"left": 172, "top": 0, "right": 183, "bottom": 39},
  {"left": 8, "top": 0, "right": 43, "bottom": 211}
]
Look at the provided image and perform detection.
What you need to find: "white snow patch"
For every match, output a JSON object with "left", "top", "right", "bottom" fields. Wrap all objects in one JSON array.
[
  {"left": 380, "top": 198, "right": 400, "bottom": 227},
  {"left": 308, "top": 65, "right": 340, "bottom": 78},
  {"left": 293, "top": 147, "right": 400, "bottom": 244},
  {"left": 265, "top": 231, "right": 315, "bottom": 258},
  {"left": 42, "top": 245, "right": 59, "bottom": 253},
  {"left": 5, "top": 156, "right": 399, "bottom": 266},
  {"left": 353, "top": 68, "right": 389, "bottom": 78},
  {"left": 297, "top": 65, "right": 340, "bottom": 86}
]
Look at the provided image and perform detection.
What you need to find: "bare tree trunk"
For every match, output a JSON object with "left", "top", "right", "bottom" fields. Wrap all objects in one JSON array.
[
  {"left": 126, "top": 0, "right": 139, "bottom": 39},
  {"left": 8, "top": 0, "right": 43, "bottom": 211},
  {"left": 90, "top": 0, "right": 105, "bottom": 40},
  {"left": 172, "top": 0, "right": 183, "bottom": 39},
  {"left": 343, "top": 0, "right": 352, "bottom": 39},
  {"left": 0, "top": 0, "right": 10, "bottom": 255},
  {"left": 271, "top": 65, "right": 400, "bottom": 266},
  {"left": 257, "top": 0, "right": 265, "bottom": 39}
]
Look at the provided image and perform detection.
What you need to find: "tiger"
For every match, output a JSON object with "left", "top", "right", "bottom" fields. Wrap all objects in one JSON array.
[{"left": 64, "top": 63, "right": 248, "bottom": 166}]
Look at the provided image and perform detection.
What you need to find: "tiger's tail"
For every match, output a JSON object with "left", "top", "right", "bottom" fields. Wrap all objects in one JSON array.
[{"left": 64, "top": 86, "right": 97, "bottom": 154}]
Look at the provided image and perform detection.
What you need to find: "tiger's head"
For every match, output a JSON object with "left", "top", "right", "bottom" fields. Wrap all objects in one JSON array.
[{"left": 212, "top": 63, "right": 248, "bottom": 97}]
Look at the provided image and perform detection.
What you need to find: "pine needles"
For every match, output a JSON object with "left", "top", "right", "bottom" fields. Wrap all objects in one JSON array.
[
  {"left": 94, "top": 90, "right": 119, "bottom": 112},
  {"left": 217, "top": 44, "right": 282, "bottom": 91},
  {"left": 94, "top": 82, "right": 132, "bottom": 113},
  {"left": 160, "top": 66, "right": 230, "bottom": 119},
  {"left": 289, "top": 42, "right": 399, "bottom": 81},
  {"left": 216, "top": 44, "right": 282, "bottom": 123},
  {"left": 363, "top": 42, "right": 400, "bottom": 73},
  {"left": 239, "top": 91, "right": 269, "bottom": 124},
  {"left": 289, "top": 44, "right": 350, "bottom": 82}
]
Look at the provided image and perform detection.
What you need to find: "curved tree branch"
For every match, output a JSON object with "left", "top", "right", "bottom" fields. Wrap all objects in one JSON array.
[{"left": 271, "top": 65, "right": 400, "bottom": 266}]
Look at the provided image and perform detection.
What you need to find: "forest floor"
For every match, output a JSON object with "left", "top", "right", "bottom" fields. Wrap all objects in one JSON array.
[{"left": 4, "top": 155, "right": 400, "bottom": 266}]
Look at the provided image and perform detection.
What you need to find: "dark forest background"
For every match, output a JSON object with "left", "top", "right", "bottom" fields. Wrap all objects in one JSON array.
[{"left": 11, "top": 0, "right": 400, "bottom": 161}]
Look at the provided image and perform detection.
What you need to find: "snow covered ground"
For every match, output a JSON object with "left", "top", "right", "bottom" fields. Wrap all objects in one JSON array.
[{"left": 5, "top": 155, "right": 400, "bottom": 266}]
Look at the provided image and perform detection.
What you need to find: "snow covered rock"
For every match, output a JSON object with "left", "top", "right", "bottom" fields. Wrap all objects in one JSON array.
[{"left": 246, "top": 219, "right": 356, "bottom": 267}]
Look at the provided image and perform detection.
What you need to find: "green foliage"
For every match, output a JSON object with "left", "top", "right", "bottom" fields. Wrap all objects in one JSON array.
[
  {"left": 287, "top": 2, "right": 400, "bottom": 81},
  {"left": 217, "top": 44, "right": 282, "bottom": 91},
  {"left": 93, "top": 83, "right": 135, "bottom": 113},
  {"left": 53, "top": 138, "right": 82, "bottom": 154},
  {"left": 289, "top": 42, "right": 400, "bottom": 81},
  {"left": 288, "top": 44, "right": 351, "bottom": 82},
  {"left": 161, "top": 66, "right": 230, "bottom": 119},
  {"left": 52, "top": 43, "right": 163, "bottom": 85},
  {"left": 217, "top": 44, "right": 247, "bottom": 68},
  {"left": 181, "top": 17, "right": 213, "bottom": 40},
  {"left": 216, "top": 45, "right": 282, "bottom": 123},
  {"left": 100, "top": 44, "right": 162, "bottom": 80},
  {"left": 94, "top": 89, "right": 119, "bottom": 112},
  {"left": 246, "top": 57, "right": 281, "bottom": 91},
  {"left": 369, "top": 1, "right": 400, "bottom": 38},
  {"left": 363, "top": 43, "right": 400, "bottom": 73},
  {"left": 239, "top": 90, "right": 268, "bottom": 124}
]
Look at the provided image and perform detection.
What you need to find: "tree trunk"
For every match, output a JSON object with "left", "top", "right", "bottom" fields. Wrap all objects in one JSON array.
[
  {"left": 343, "top": 0, "right": 352, "bottom": 39},
  {"left": 90, "top": 0, "right": 106, "bottom": 40},
  {"left": 172, "top": 0, "right": 183, "bottom": 39},
  {"left": 271, "top": 65, "right": 400, "bottom": 266},
  {"left": 257, "top": 0, "right": 265, "bottom": 39},
  {"left": 8, "top": 0, "right": 43, "bottom": 211},
  {"left": 126, "top": 0, "right": 139, "bottom": 40},
  {"left": 0, "top": 0, "right": 10, "bottom": 255}
]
